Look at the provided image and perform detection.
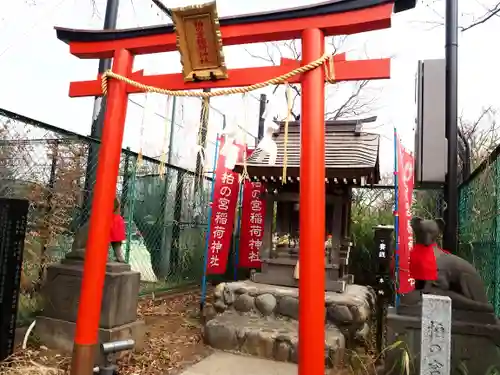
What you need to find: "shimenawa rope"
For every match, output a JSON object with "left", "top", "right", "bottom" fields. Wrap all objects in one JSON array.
[
  {"left": 101, "top": 52, "right": 337, "bottom": 97},
  {"left": 102, "top": 51, "right": 337, "bottom": 181}
]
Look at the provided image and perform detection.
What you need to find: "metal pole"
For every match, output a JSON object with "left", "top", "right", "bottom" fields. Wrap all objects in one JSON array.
[
  {"left": 82, "top": 0, "right": 120, "bottom": 223},
  {"left": 458, "top": 128, "right": 471, "bottom": 180},
  {"left": 70, "top": 48, "right": 133, "bottom": 375},
  {"left": 443, "top": 0, "right": 459, "bottom": 253},
  {"left": 122, "top": 147, "right": 134, "bottom": 264},
  {"left": 167, "top": 97, "right": 178, "bottom": 166},
  {"left": 93, "top": 0, "right": 120, "bottom": 129},
  {"left": 161, "top": 96, "right": 177, "bottom": 274},
  {"left": 257, "top": 94, "right": 267, "bottom": 145},
  {"left": 39, "top": 141, "right": 59, "bottom": 286},
  {"left": 393, "top": 129, "right": 400, "bottom": 307},
  {"left": 121, "top": 148, "right": 131, "bottom": 216},
  {"left": 495, "top": 162, "right": 500, "bottom": 314},
  {"left": 299, "top": 28, "right": 325, "bottom": 375},
  {"left": 233, "top": 183, "right": 243, "bottom": 280},
  {"left": 151, "top": 0, "right": 172, "bottom": 17},
  {"left": 124, "top": 158, "right": 137, "bottom": 264},
  {"left": 171, "top": 170, "right": 183, "bottom": 273},
  {"left": 194, "top": 90, "right": 210, "bottom": 202},
  {"left": 200, "top": 135, "right": 220, "bottom": 312}
]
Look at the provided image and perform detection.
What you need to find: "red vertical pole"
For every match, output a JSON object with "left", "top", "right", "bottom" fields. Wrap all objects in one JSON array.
[
  {"left": 299, "top": 28, "right": 325, "bottom": 375},
  {"left": 70, "top": 48, "right": 133, "bottom": 375}
]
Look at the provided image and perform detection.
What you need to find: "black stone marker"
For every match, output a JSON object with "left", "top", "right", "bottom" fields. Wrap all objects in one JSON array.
[
  {"left": 0, "top": 198, "right": 29, "bottom": 361},
  {"left": 373, "top": 225, "right": 394, "bottom": 276},
  {"left": 372, "top": 225, "right": 395, "bottom": 303}
]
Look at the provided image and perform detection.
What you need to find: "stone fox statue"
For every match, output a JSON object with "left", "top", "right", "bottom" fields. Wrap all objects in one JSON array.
[
  {"left": 69, "top": 197, "right": 126, "bottom": 263},
  {"left": 410, "top": 217, "right": 493, "bottom": 312}
]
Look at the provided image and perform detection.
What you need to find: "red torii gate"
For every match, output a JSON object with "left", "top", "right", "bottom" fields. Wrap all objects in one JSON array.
[{"left": 55, "top": 1, "right": 415, "bottom": 374}]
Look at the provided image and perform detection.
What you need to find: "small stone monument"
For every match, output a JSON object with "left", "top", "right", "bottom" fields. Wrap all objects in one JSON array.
[
  {"left": 0, "top": 198, "right": 29, "bottom": 361},
  {"left": 35, "top": 222, "right": 145, "bottom": 363},
  {"left": 385, "top": 218, "right": 500, "bottom": 374},
  {"left": 420, "top": 294, "right": 451, "bottom": 375}
]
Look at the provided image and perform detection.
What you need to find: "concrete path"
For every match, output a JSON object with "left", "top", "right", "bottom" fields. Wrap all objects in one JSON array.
[{"left": 179, "top": 352, "right": 298, "bottom": 375}]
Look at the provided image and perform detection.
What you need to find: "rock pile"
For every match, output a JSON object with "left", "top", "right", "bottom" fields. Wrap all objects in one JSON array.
[{"left": 203, "top": 280, "right": 376, "bottom": 366}]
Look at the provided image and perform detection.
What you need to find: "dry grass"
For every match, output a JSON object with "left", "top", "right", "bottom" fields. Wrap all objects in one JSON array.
[
  {"left": 1, "top": 289, "right": 212, "bottom": 375},
  {"left": 0, "top": 349, "right": 68, "bottom": 375}
]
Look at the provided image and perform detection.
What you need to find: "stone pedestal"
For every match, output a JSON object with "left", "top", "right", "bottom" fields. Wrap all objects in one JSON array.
[
  {"left": 385, "top": 307, "right": 500, "bottom": 375},
  {"left": 35, "top": 259, "right": 145, "bottom": 364},
  {"left": 203, "top": 281, "right": 376, "bottom": 367},
  {"left": 251, "top": 258, "right": 347, "bottom": 292}
]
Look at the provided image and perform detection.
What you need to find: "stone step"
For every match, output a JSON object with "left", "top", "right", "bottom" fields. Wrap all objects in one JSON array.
[
  {"left": 204, "top": 310, "right": 345, "bottom": 367},
  {"left": 179, "top": 352, "right": 300, "bottom": 375}
]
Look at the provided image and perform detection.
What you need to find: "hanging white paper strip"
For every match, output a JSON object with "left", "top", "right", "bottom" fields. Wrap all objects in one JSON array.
[{"left": 255, "top": 94, "right": 279, "bottom": 165}]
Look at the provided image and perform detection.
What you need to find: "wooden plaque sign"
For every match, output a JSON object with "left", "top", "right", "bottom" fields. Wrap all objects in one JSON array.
[{"left": 171, "top": 1, "right": 228, "bottom": 82}]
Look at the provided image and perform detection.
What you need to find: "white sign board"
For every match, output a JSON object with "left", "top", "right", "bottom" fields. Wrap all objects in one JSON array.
[
  {"left": 415, "top": 59, "right": 447, "bottom": 183},
  {"left": 420, "top": 294, "right": 452, "bottom": 375}
]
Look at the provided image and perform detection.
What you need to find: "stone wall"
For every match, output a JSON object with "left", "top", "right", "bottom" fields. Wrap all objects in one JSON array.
[{"left": 203, "top": 280, "right": 376, "bottom": 366}]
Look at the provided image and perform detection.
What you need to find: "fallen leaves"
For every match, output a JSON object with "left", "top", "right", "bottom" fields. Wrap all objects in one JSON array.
[
  {"left": 0, "top": 348, "right": 69, "bottom": 375},
  {"left": 118, "top": 290, "right": 213, "bottom": 375},
  {"left": 1, "top": 288, "right": 212, "bottom": 375}
]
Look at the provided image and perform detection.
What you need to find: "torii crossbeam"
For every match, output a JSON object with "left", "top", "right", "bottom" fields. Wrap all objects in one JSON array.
[
  {"left": 54, "top": 1, "right": 417, "bottom": 374},
  {"left": 67, "top": 53, "right": 390, "bottom": 95}
]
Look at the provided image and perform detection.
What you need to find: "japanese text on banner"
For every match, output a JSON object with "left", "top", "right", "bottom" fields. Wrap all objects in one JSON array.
[
  {"left": 397, "top": 138, "right": 415, "bottom": 294},
  {"left": 239, "top": 180, "right": 266, "bottom": 268},
  {"left": 206, "top": 138, "right": 242, "bottom": 274}
]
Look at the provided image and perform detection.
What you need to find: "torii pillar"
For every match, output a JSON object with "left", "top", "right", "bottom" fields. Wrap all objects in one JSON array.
[{"left": 300, "top": 28, "right": 326, "bottom": 372}]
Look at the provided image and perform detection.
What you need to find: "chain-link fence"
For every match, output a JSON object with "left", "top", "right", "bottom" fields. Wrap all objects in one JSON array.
[
  {"left": 0, "top": 108, "right": 213, "bottom": 326},
  {"left": 458, "top": 145, "right": 500, "bottom": 316},
  {"left": 127, "top": 159, "right": 212, "bottom": 295}
]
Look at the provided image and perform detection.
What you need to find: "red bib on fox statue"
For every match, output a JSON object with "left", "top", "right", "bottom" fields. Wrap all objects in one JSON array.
[
  {"left": 392, "top": 218, "right": 451, "bottom": 285},
  {"left": 409, "top": 217, "right": 446, "bottom": 290},
  {"left": 409, "top": 243, "right": 451, "bottom": 284},
  {"left": 410, "top": 243, "right": 438, "bottom": 281},
  {"left": 409, "top": 217, "right": 453, "bottom": 289}
]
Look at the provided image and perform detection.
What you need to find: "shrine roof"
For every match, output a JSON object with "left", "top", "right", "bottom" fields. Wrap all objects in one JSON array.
[
  {"left": 55, "top": 0, "right": 416, "bottom": 44},
  {"left": 234, "top": 118, "right": 380, "bottom": 184}
]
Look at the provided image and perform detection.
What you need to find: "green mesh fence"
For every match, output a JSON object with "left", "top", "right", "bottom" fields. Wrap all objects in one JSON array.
[
  {"left": 458, "top": 149, "right": 500, "bottom": 317},
  {"left": 0, "top": 108, "right": 213, "bottom": 325},
  {"left": 124, "top": 158, "right": 211, "bottom": 295},
  {"left": 0, "top": 110, "right": 94, "bottom": 325}
]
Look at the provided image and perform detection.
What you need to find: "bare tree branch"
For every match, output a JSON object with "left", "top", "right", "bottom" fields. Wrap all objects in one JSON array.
[
  {"left": 459, "top": 106, "right": 500, "bottom": 168},
  {"left": 461, "top": 1, "right": 500, "bottom": 32},
  {"left": 245, "top": 35, "right": 377, "bottom": 121},
  {"left": 325, "top": 81, "right": 375, "bottom": 120},
  {"left": 244, "top": 42, "right": 278, "bottom": 65},
  {"left": 420, "top": 0, "right": 500, "bottom": 32}
]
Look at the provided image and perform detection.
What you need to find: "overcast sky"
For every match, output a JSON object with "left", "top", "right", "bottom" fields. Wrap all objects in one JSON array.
[{"left": 0, "top": 0, "right": 499, "bottom": 173}]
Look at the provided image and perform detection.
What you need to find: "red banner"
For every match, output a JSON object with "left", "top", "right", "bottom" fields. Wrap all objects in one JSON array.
[
  {"left": 239, "top": 180, "right": 266, "bottom": 268},
  {"left": 206, "top": 138, "right": 241, "bottom": 274},
  {"left": 397, "top": 138, "right": 415, "bottom": 294}
]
